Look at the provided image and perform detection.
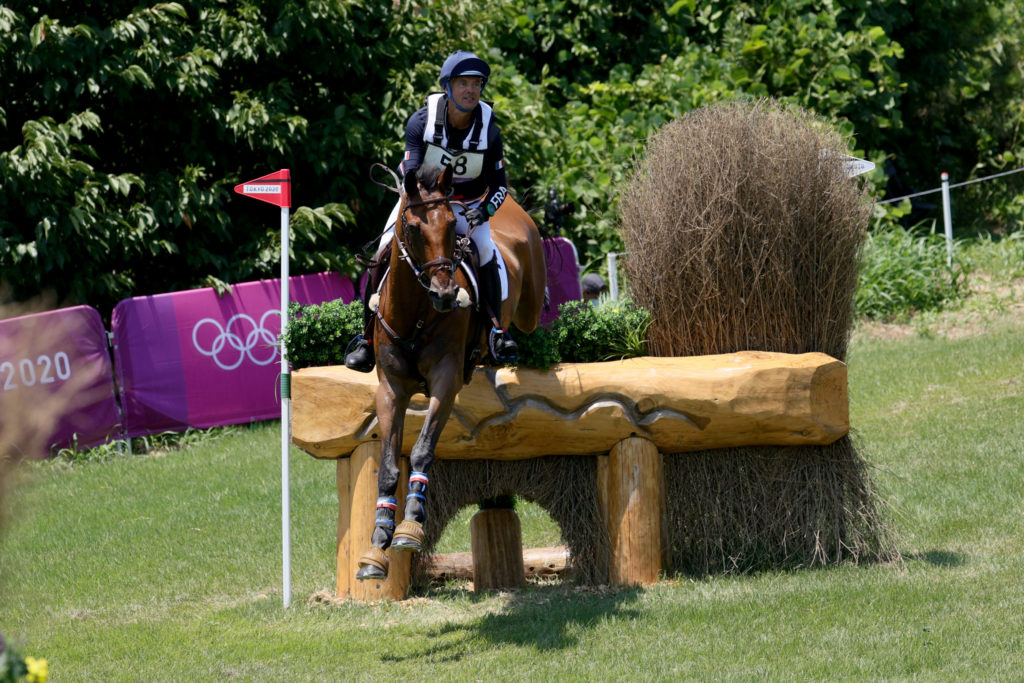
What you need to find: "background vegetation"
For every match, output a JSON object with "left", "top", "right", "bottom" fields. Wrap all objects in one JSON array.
[{"left": 2, "top": 0, "right": 1022, "bottom": 316}]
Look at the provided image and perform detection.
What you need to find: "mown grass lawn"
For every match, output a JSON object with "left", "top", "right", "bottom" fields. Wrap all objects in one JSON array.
[{"left": 2, "top": 306, "right": 1023, "bottom": 680}]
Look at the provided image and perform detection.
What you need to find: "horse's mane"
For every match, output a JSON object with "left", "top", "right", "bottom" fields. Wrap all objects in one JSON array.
[{"left": 415, "top": 164, "right": 446, "bottom": 193}]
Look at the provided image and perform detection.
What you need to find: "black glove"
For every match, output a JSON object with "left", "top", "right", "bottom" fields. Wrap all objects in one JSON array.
[{"left": 464, "top": 206, "right": 486, "bottom": 229}]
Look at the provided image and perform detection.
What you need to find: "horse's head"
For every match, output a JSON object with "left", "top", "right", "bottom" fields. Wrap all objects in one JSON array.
[{"left": 399, "top": 164, "right": 462, "bottom": 313}]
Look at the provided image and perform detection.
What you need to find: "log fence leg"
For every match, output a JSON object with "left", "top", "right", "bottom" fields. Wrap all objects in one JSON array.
[
  {"left": 470, "top": 507, "right": 525, "bottom": 591},
  {"left": 606, "top": 436, "right": 663, "bottom": 585},
  {"left": 336, "top": 441, "right": 411, "bottom": 600}
]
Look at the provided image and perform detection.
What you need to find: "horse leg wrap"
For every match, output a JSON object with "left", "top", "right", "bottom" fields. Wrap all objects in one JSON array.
[
  {"left": 394, "top": 473, "right": 427, "bottom": 551},
  {"left": 404, "top": 472, "right": 428, "bottom": 524},
  {"left": 371, "top": 497, "right": 397, "bottom": 548}
]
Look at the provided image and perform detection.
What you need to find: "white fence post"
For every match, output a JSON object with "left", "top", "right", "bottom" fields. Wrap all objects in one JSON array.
[
  {"left": 606, "top": 252, "right": 621, "bottom": 300},
  {"left": 941, "top": 172, "right": 953, "bottom": 268}
]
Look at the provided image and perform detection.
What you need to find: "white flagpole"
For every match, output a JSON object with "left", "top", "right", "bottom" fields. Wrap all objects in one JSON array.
[{"left": 280, "top": 204, "right": 292, "bottom": 608}]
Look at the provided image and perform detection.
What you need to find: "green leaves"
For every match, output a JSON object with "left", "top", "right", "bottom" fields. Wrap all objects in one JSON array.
[
  {"left": 512, "top": 298, "right": 652, "bottom": 369},
  {"left": 2, "top": 0, "right": 1020, "bottom": 315}
]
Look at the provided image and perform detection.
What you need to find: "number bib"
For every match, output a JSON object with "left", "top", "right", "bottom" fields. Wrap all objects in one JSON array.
[{"left": 423, "top": 143, "right": 484, "bottom": 183}]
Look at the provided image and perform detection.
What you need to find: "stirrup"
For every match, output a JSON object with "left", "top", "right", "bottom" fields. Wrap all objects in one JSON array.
[
  {"left": 355, "top": 546, "right": 389, "bottom": 581},
  {"left": 488, "top": 327, "right": 518, "bottom": 363},
  {"left": 392, "top": 520, "right": 425, "bottom": 552}
]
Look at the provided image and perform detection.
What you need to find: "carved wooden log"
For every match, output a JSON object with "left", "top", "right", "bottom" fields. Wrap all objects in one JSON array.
[{"left": 292, "top": 352, "right": 849, "bottom": 460}]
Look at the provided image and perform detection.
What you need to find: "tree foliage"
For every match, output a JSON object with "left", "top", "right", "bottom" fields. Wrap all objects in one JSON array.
[{"left": 2, "top": 0, "right": 1021, "bottom": 314}]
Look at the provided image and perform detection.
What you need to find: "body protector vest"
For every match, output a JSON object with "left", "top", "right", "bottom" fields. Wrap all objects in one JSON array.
[{"left": 421, "top": 92, "right": 493, "bottom": 186}]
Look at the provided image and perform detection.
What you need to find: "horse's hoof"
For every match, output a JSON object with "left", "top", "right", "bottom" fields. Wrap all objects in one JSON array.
[
  {"left": 356, "top": 547, "right": 388, "bottom": 581},
  {"left": 356, "top": 564, "right": 387, "bottom": 581},
  {"left": 392, "top": 520, "right": 425, "bottom": 552}
]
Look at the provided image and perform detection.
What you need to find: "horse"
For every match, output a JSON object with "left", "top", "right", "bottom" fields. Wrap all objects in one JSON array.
[{"left": 355, "top": 163, "right": 547, "bottom": 581}]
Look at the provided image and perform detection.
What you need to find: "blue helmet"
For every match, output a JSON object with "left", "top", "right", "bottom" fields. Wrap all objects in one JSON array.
[{"left": 439, "top": 50, "right": 490, "bottom": 89}]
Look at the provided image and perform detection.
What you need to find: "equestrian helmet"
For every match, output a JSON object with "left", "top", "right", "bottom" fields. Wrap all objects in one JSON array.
[{"left": 439, "top": 50, "right": 490, "bottom": 89}]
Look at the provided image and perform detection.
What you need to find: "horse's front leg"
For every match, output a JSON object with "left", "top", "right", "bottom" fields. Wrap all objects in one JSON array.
[
  {"left": 392, "top": 359, "right": 462, "bottom": 552},
  {"left": 355, "top": 377, "right": 410, "bottom": 581}
]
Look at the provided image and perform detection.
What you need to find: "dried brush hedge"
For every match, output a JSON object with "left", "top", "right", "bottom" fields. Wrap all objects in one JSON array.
[
  {"left": 620, "top": 98, "right": 898, "bottom": 572},
  {"left": 412, "top": 457, "right": 611, "bottom": 588}
]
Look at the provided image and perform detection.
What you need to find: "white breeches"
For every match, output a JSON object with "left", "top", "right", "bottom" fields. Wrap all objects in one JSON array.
[{"left": 379, "top": 197, "right": 496, "bottom": 265}]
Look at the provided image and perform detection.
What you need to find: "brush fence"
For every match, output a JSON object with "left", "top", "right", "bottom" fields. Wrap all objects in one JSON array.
[{"left": 292, "top": 352, "right": 848, "bottom": 600}]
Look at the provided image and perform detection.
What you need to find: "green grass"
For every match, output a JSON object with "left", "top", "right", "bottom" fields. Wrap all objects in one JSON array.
[{"left": 3, "top": 305, "right": 1024, "bottom": 680}]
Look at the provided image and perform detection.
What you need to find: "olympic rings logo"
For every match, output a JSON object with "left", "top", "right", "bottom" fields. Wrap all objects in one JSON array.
[{"left": 191, "top": 310, "right": 281, "bottom": 371}]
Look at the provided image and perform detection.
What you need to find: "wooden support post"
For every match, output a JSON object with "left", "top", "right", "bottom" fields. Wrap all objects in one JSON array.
[
  {"left": 470, "top": 508, "right": 525, "bottom": 591},
  {"left": 336, "top": 441, "right": 411, "bottom": 600},
  {"left": 607, "top": 436, "right": 663, "bottom": 585}
]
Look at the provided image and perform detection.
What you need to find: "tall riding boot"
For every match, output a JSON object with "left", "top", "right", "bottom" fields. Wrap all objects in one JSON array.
[
  {"left": 480, "top": 259, "right": 518, "bottom": 362},
  {"left": 344, "top": 265, "right": 383, "bottom": 373}
]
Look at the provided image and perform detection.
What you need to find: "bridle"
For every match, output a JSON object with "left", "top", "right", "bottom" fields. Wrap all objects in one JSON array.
[
  {"left": 366, "top": 162, "right": 477, "bottom": 354},
  {"left": 396, "top": 192, "right": 472, "bottom": 291}
]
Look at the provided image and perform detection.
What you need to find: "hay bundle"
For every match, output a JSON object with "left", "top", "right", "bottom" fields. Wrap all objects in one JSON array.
[{"left": 620, "top": 98, "right": 897, "bottom": 572}]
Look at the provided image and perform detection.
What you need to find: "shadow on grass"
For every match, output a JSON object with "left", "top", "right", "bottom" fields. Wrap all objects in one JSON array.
[
  {"left": 906, "top": 550, "right": 967, "bottom": 567},
  {"left": 380, "top": 582, "right": 644, "bottom": 663}
]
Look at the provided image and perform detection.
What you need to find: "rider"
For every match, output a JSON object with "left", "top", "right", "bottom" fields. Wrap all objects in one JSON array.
[{"left": 344, "top": 50, "right": 518, "bottom": 372}]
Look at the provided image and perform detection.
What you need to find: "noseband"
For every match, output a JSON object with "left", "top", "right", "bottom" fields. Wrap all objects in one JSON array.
[{"left": 397, "top": 194, "right": 471, "bottom": 290}]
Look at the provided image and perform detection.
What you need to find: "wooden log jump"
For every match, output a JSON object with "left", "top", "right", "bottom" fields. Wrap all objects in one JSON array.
[{"left": 292, "top": 352, "right": 848, "bottom": 599}]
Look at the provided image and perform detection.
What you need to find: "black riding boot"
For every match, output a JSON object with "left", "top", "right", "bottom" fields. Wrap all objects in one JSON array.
[
  {"left": 480, "top": 259, "right": 518, "bottom": 362},
  {"left": 344, "top": 269, "right": 380, "bottom": 373}
]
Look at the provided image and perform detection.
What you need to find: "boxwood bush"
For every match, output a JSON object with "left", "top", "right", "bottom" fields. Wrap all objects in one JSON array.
[{"left": 282, "top": 297, "right": 651, "bottom": 371}]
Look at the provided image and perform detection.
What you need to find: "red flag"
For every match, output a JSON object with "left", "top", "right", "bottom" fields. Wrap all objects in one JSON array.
[{"left": 234, "top": 169, "right": 291, "bottom": 208}]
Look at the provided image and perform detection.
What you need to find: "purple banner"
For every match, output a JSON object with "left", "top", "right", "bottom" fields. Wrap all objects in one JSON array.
[
  {"left": 542, "top": 237, "right": 583, "bottom": 325},
  {"left": 0, "top": 305, "right": 121, "bottom": 452},
  {"left": 112, "top": 272, "right": 354, "bottom": 438}
]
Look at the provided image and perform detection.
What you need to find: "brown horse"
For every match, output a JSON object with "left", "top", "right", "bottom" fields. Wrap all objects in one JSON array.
[{"left": 356, "top": 163, "right": 546, "bottom": 581}]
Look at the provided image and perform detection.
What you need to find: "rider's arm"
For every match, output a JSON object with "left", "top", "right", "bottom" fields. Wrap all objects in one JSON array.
[
  {"left": 482, "top": 126, "right": 508, "bottom": 215},
  {"left": 400, "top": 108, "right": 428, "bottom": 177}
]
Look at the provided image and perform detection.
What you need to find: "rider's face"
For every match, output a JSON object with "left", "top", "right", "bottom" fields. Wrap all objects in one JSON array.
[{"left": 449, "top": 76, "right": 483, "bottom": 109}]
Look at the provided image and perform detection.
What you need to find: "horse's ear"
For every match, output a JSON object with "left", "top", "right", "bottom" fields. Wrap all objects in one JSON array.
[
  {"left": 439, "top": 164, "right": 453, "bottom": 193},
  {"left": 404, "top": 169, "right": 419, "bottom": 198}
]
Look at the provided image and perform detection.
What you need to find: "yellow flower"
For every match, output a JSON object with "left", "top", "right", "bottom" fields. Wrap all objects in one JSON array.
[{"left": 25, "top": 656, "right": 48, "bottom": 683}]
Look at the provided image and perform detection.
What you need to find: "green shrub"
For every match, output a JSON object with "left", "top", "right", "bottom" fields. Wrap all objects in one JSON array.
[
  {"left": 855, "top": 222, "right": 967, "bottom": 320},
  {"left": 283, "top": 297, "right": 652, "bottom": 371},
  {"left": 281, "top": 299, "right": 364, "bottom": 370},
  {"left": 509, "top": 319, "right": 562, "bottom": 370},
  {"left": 512, "top": 298, "right": 652, "bottom": 370}
]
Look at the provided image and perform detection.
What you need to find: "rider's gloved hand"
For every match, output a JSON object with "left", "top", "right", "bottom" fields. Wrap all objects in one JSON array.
[{"left": 464, "top": 206, "right": 486, "bottom": 229}]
